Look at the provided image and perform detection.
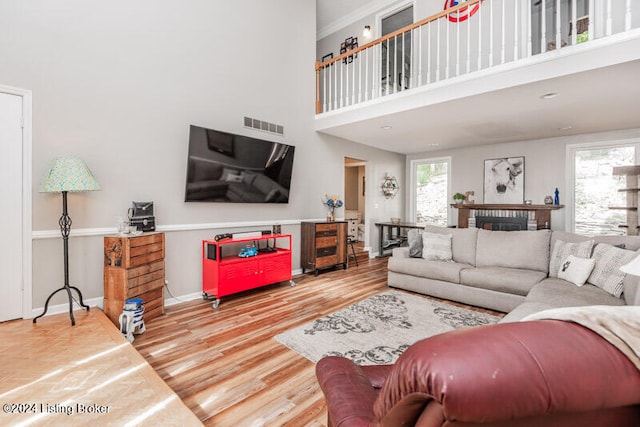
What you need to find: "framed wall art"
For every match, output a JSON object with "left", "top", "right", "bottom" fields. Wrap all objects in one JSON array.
[{"left": 483, "top": 157, "right": 524, "bottom": 204}]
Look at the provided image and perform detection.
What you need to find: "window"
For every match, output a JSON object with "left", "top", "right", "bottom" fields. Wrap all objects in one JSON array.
[
  {"left": 410, "top": 157, "right": 451, "bottom": 226},
  {"left": 568, "top": 141, "right": 639, "bottom": 235}
]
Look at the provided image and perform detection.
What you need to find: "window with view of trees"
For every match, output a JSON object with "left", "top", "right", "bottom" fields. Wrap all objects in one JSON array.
[
  {"left": 411, "top": 158, "right": 450, "bottom": 227},
  {"left": 572, "top": 145, "right": 637, "bottom": 235}
]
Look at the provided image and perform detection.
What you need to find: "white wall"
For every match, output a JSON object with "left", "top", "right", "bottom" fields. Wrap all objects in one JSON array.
[
  {"left": 406, "top": 128, "right": 640, "bottom": 230},
  {"left": 0, "top": 0, "right": 404, "bottom": 310}
]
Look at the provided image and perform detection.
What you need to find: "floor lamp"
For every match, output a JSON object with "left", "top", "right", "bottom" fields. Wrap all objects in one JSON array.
[{"left": 33, "top": 157, "right": 101, "bottom": 326}]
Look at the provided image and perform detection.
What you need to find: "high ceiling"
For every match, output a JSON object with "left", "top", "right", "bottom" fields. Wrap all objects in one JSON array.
[{"left": 316, "top": 2, "right": 640, "bottom": 154}]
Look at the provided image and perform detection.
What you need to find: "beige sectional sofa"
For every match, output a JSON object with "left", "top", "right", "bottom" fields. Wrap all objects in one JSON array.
[{"left": 387, "top": 225, "right": 640, "bottom": 321}]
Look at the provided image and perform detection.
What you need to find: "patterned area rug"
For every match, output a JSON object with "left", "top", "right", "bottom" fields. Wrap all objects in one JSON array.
[{"left": 274, "top": 290, "right": 502, "bottom": 365}]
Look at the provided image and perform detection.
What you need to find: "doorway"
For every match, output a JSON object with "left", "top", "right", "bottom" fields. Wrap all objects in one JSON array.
[
  {"left": 344, "top": 157, "right": 366, "bottom": 245},
  {"left": 0, "top": 86, "right": 32, "bottom": 321},
  {"left": 380, "top": 3, "right": 414, "bottom": 94}
]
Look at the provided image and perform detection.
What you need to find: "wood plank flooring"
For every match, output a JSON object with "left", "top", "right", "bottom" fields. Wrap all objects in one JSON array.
[
  {"left": 0, "top": 307, "right": 201, "bottom": 426},
  {"left": 133, "top": 251, "right": 503, "bottom": 426},
  {"left": 0, "top": 246, "right": 504, "bottom": 427}
]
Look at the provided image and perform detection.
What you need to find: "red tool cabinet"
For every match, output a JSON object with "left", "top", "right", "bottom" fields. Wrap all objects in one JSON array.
[{"left": 202, "top": 234, "right": 293, "bottom": 308}]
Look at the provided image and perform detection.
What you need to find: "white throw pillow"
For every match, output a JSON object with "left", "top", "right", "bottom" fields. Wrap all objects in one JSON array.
[
  {"left": 548, "top": 239, "right": 594, "bottom": 278},
  {"left": 422, "top": 232, "right": 452, "bottom": 262},
  {"left": 588, "top": 244, "right": 638, "bottom": 298},
  {"left": 557, "top": 255, "right": 595, "bottom": 287}
]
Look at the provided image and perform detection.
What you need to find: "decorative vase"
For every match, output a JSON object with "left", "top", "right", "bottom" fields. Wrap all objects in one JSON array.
[{"left": 327, "top": 211, "right": 335, "bottom": 222}]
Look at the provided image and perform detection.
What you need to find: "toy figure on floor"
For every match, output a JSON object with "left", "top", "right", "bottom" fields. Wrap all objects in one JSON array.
[{"left": 119, "top": 298, "right": 146, "bottom": 343}]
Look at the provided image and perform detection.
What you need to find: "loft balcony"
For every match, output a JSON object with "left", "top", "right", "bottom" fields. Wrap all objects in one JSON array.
[{"left": 315, "top": 0, "right": 640, "bottom": 154}]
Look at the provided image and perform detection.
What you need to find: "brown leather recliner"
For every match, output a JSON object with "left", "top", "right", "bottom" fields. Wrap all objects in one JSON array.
[{"left": 316, "top": 320, "right": 640, "bottom": 427}]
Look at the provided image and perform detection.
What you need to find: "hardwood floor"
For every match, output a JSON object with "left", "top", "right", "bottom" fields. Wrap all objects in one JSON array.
[
  {"left": 0, "top": 307, "right": 200, "bottom": 426},
  {"left": 133, "top": 254, "right": 389, "bottom": 426},
  {"left": 133, "top": 250, "right": 503, "bottom": 426}
]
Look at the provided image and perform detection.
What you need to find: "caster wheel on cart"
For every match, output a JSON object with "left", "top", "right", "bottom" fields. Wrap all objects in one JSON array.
[
  {"left": 211, "top": 299, "right": 220, "bottom": 309},
  {"left": 202, "top": 292, "right": 210, "bottom": 301},
  {"left": 289, "top": 280, "right": 296, "bottom": 287}
]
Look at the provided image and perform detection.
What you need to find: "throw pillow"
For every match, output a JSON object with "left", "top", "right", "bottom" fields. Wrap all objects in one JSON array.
[
  {"left": 422, "top": 232, "right": 452, "bottom": 262},
  {"left": 407, "top": 229, "right": 423, "bottom": 258},
  {"left": 548, "top": 239, "right": 594, "bottom": 278},
  {"left": 557, "top": 255, "right": 596, "bottom": 287},
  {"left": 588, "top": 244, "right": 638, "bottom": 298}
]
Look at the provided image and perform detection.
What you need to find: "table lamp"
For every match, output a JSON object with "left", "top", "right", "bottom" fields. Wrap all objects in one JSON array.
[{"left": 33, "top": 157, "right": 100, "bottom": 326}]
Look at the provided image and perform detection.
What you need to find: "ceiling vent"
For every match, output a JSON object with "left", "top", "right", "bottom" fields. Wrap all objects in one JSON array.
[{"left": 244, "top": 116, "right": 284, "bottom": 136}]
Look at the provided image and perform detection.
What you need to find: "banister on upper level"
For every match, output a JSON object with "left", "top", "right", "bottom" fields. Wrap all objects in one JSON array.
[{"left": 315, "top": 0, "right": 640, "bottom": 117}]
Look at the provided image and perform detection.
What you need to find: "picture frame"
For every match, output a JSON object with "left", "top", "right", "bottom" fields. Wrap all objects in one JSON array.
[
  {"left": 322, "top": 53, "right": 334, "bottom": 63},
  {"left": 483, "top": 157, "right": 525, "bottom": 204}
]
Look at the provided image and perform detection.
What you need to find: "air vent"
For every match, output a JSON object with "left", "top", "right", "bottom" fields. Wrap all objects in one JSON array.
[{"left": 243, "top": 116, "right": 284, "bottom": 136}]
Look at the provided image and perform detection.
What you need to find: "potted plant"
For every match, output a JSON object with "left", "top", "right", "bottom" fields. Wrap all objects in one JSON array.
[{"left": 453, "top": 192, "right": 466, "bottom": 204}]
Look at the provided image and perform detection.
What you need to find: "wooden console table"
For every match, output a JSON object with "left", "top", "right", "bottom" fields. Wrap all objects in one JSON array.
[{"left": 452, "top": 204, "right": 564, "bottom": 229}]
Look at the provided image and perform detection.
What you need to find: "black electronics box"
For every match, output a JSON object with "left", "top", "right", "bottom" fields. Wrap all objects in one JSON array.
[{"left": 130, "top": 216, "right": 156, "bottom": 232}]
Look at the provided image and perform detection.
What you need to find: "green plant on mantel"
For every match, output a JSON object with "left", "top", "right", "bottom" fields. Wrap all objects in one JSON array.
[{"left": 453, "top": 192, "right": 466, "bottom": 203}]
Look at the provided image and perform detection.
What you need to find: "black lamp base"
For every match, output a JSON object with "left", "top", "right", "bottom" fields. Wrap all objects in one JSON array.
[
  {"left": 33, "top": 284, "right": 89, "bottom": 326},
  {"left": 32, "top": 191, "right": 90, "bottom": 326}
]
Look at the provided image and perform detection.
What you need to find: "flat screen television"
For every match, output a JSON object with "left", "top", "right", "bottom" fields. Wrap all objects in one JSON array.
[{"left": 185, "top": 125, "right": 295, "bottom": 203}]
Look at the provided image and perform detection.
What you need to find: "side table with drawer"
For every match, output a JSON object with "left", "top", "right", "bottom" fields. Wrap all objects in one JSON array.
[
  {"left": 301, "top": 221, "right": 347, "bottom": 275},
  {"left": 103, "top": 232, "right": 165, "bottom": 326}
]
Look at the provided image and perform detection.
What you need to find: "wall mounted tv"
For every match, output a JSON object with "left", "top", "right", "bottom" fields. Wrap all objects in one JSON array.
[{"left": 185, "top": 125, "right": 295, "bottom": 203}]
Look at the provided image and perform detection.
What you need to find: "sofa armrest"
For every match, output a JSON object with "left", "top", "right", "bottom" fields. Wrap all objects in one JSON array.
[
  {"left": 374, "top": 320, "right": 640, "bottom": 424},
  {"left": 391, "top": 247, "right": 410, "bottom": 258},
  {"left": 316, "top": 356, "right": 392, "bottom": 426}
]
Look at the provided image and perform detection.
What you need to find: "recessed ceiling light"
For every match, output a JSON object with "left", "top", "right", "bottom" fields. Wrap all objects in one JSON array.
[
  {"left": 381, "top": 125, "right": 393, "bottom": 130},
  {"left": 540, "top": 92, "right": 558, "bottom": 99},
  {"left": 558, "top": 125, "right": 573, "bottom": 131}
]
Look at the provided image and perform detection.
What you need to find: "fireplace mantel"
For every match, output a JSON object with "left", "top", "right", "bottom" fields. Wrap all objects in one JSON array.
[{"left": 451, "top": 204, "right": 564, "bottom": 229}]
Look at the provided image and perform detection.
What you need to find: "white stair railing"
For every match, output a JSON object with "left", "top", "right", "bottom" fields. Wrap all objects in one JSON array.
[{"left": 315, "top": 0, "right": 638, "bottom": 114}]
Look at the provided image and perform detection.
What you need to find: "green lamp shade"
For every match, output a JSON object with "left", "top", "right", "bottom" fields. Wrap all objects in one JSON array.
[{"left": 40, "top": 156, "right": 101, "bottom": 193}]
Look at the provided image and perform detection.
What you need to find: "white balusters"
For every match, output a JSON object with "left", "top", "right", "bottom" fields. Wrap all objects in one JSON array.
[
  {"left": 555, "top": 0, "right": 562, "bottom": 50},
  {"left": 315, "top": 0, "right": 638, "bottom": 114},
  {"left": 571, "top": 0, "right": 577, "bottom": 45}
]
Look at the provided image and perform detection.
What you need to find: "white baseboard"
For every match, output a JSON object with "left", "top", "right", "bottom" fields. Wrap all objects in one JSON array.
[
  {"left": 30, "top": 296, "right": 104, "bottom": 319},
  {"left": 31, "top": 271, "right": 308, "bottom": 319}
]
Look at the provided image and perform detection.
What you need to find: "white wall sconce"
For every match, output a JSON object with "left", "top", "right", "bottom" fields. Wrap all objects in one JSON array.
[{"left": 363, "top": 25, "right": 372, "bottom": 38}]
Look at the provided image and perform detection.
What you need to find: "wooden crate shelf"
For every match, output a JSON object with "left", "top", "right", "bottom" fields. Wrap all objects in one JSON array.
[{"left": 103, "top": 232, "right": 165, "bottom": 326}]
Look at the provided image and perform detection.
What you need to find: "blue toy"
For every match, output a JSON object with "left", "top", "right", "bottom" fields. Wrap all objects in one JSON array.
[{"left": 239, "top": 245, "right": 258, "bottom": 257}]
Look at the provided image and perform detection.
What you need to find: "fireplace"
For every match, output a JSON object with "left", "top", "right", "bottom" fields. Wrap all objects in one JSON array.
[{"left": 475, "top": 216, "right": 529, "bottom": 231}]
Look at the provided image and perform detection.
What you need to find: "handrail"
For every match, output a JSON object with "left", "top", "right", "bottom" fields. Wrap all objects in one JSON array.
[
  {"left": 314, "top": 0, "right": 638, "bottom": 115},
  {"left": 315, "top": 0, "right": 483, "bottom": 71}
]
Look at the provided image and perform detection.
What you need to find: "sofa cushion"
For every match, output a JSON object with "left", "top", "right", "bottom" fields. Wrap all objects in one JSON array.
[
  {"left": 500, "top": 302, "right": 553, "bottom": 323},
  {"left": 387, "top": 257, "right": 471, "bottom": 284},
  {"left": 475, "top": 229, "right": 551, "bottom": 273},
  {"left": 548, "top": 239, "right": 594, "bottom": 278},
  {"left": 588, "top": 244, "right": 638, "bottom": 298},
  {"left": 421, "top": 232, "right": 452, "bottom": 261},
  {"left": 424, "top": 225, "right": 477, "bottom": 266},
  {"left": 557, "top": 255, "right": 595, "bottom": 287},
  {"left": 625, "top": 275, "right": 640, "bottom": 306},
  {"left": 460, "top": 267, "right": 547, "bottom": 296},
  {"left": 407, "top": 229, "right": 422, "bottom": 258},
  {"left": 527, "top": 278, "right": 626, "bottom": 307},
  {"left": 551, "top": 230, "right": 640, "bottom": 252}
]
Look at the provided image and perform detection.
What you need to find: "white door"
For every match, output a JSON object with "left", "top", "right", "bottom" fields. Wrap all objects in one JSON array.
[{"left": 0, "top": 92, "right": 24, "bottom": 321}]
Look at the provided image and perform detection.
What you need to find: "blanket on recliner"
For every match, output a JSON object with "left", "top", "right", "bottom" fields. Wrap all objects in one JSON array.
[{"left": 523, "top": 305, "right": 640, "bottom": 370}]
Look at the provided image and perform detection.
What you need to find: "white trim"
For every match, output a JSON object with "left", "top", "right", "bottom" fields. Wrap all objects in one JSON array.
[
  {"left": 31, "top": 296, "right": 103, "bottom": 319},
  {"left": 31, "top": 218, "right": 328, "bottom": 240},
  {"left": 409, "top": 156, "right": 452, "bottom": 226},
  {"left": 0, "top": 84, "right": 33, "bottom": 320},
  {"left": 565, "top": 137, "right": 640, "bottom": 233}
]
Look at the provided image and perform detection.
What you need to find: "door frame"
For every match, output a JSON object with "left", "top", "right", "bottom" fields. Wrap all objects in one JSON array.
[{"left": 1, "top": 84, "right": 33, "bottom": 319}]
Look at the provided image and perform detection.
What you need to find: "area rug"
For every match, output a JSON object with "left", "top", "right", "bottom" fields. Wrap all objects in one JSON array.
[{"left": 274, "top": 290, "right": 502, "bottom": 365}]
